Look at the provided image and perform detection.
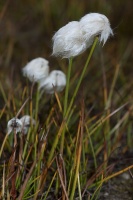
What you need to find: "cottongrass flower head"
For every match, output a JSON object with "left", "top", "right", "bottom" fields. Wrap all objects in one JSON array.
[
  {"left": 7, "top": 118, "right": 22, "bottom": 135},
  {"left": 22, "top": 57, "right": 49, "bottom": 82},
  {"left": 20, "top": 115, "right": 36, "bottom": 134},
  {"left": 80, "top": 13, "right": 113, "bottom": 46},
  {"left": 52, "top": 13, "right": 113, "bottom": 58},
  {"left": 52, "top": 21, "right": 87, "bottom": 58},
  {"left": 39, "top": 70, "right": 66, "bottom": 94}
]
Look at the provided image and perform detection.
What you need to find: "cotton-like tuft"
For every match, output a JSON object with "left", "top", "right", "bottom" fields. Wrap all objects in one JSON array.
[
  {"left": 39, "top": 70, "right": 66, "bottom": 94},
  {"left": 7, "top": 118, "right": 22, "bottom": 134},
  {"left": 52, "top": 21, "right": 87, "bottom": 58},
  {"left": 22, "top": 57, "right": 49, "bottom": 82},
  {"left": 20, "top": 115, "right": 36, "bottom": 134},
  {"left": 52, "top": 13, "right": 113, "bottom": 58},
  {"left": 80, "top": 13, "right": 113, "bottom": 46}
]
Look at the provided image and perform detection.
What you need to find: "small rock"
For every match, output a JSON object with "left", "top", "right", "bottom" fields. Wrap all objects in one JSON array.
[
  {"left": 104, "top": 192, "right": 109, "bottom": 197},
  {"left": 121, "top": 172, "right": 130, "bottom": 180}
]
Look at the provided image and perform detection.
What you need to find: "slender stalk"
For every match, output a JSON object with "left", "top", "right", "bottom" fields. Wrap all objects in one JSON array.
[
  {"left": 33, "top": 135, "right": 38, "bottom": 192},
  {"left": 35, "top": 84, "right": 39, "bottom": 121},
  {"left": 77, "top": 172, "right": 82, "bottom": 200},
  {"left": 85, "top": 125, "right": 97, "bottom": 170},
  {"left": 43, "top": 171, "right": 57, "bottom": 200},
  {"left": 0, "top": 81, "right": 8, "bottom": 104},
  {"left": 30, "top": 81, "right": 35, "bottom": 123},
  {"left": 10, "top": 129, "right": 17, "bottom": 199},
  {"left": 60, "top": 58, "right": 73, "bottom": 154},
  {"left": 70, "top": 130, "right": 82, "bottom": 200},
  {"left": 0, "top": 133, "right": 8, "bottom": 158},
  {"left": 61, "top": 38, "right": 98, "bottom": 155},
  {"left": 63, "top": 57, "right": 73, "bottom": 116},
  {"left": 91, "top": 176, "right": 103, "bottom": 200},
  {"left": 66, "top": 37, "right": 98, "bottom": 118},
  {"left": 70, "top": 101, "right": 84, "bottom": 200},
  {"left": 22, "top": 128, "right": 31, "bottom": 161},
  {"left": 47, "top": 121, "right": 65, "bottom": 164},
  {"left": 105, "top": 64, "right": 120, "bottom": 156},
  {"left": 55, "top": 175, "right": 59, "bottom": 196},
  {"left": 105, "top": 64, "right": 120, "bottom": 110},
  {"left": 18, "top": 160, "right": 37, "bottom": 200},
  {"left": 67, "top": 167, "right": 73, "bottom": 196},
  {"left": 2, "top": 161, "right": 5, "bottom": 200}
]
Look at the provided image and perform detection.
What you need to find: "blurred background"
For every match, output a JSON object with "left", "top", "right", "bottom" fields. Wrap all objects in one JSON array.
[{"left": 0, "top": 0, "right": 133, "bottom": 69}]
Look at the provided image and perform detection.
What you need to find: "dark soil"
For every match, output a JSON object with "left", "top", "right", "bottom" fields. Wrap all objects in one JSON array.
[
  {"left": 99, "top": 172, "right": 133, "bottom": 200},
  {"left": 97, "top": 150, "right": 133, "bottom": 200}
]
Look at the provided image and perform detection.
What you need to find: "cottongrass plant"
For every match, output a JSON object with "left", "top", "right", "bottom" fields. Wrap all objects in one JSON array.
[
  {"left": 52, "top": 13, "right": 113, "bottom": 159},
  {"left": 0, "top": 12, "right": 133, "bottom": 200},
  {"left": 52, "top": 13, "right": 113, "bottom": 117}
]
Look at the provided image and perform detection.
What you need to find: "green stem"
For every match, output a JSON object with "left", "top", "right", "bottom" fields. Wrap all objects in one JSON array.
[
  {"left": 85, "top": 125, "right": 97, "bottom": 170},
  {"left": 35, "top": 84, "right": 39, "bottom": 121},
  {"left": 47, "top": 121, "right": 65, "bottom": 164},
  {"left": 70, "top": 136, "right": 82, "bottom": 200},
  {"left": 43, "top": 171, "right": 57, "bottom": 200},
  {"left": 60, "top": 58, "right": 73, "bottom": 154},
  {"left": 105, "top": 64, "right": 120, "bottom": 156},
  {"left": 66, "top": 37, "right": 98, "bottom": 119},
  {"left": 77, "top": 173, "right": 82, "bottom": 200},
  {"left": 63, "top": 57, "right": 73, "bottom": 116}
]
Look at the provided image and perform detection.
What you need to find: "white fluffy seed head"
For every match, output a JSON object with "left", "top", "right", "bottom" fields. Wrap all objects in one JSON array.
[
  {"left": 52, "top": 13, "right": 113, "bottom": 58},
  {"left": 80, "top": 13, "right": 113, "bottom": 46},
  {"left": 22, "top": 57, "right": 49, "bottom": 82},
  {"left": 20, "top": 115, "right": 36, "bottom": 134},
  {"left": 39, "top": 70, "right": 66, "bottom": 94},
  {"left": 52, "top": 21, "right": 87, "bottom": 58},
  {"left": 7, "top": 118, "right": 22, "bottom": 134}
]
